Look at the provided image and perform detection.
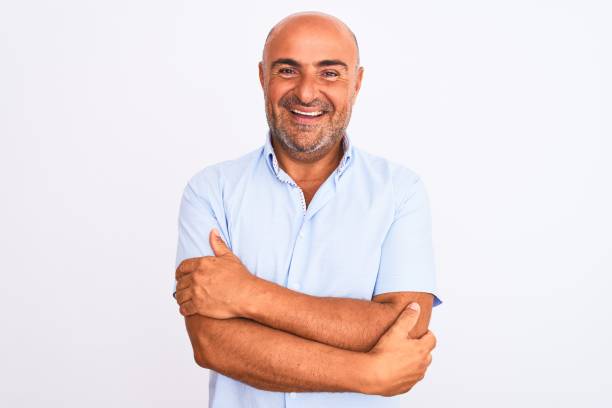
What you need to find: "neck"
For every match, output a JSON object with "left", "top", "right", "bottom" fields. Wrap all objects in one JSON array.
[{"left": 271, "top": 135, "right": 345, "bottom": 184}]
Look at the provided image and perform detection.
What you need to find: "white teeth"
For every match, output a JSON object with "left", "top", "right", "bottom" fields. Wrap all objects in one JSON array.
[{"left": 291, "top": 109, "right": 323, "bottom": 116}]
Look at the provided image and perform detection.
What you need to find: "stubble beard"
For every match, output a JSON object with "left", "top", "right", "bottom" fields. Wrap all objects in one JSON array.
[{"left": 265, "top": 102, "right": 351, "bottom": 163}]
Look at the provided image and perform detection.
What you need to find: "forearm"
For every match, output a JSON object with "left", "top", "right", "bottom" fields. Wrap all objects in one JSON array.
[
  {"left": 185, "top": 314, "right": 373, "bottom": 393},
  {"left": 243, "top": 279, "right": 433, "bottom": 352}
]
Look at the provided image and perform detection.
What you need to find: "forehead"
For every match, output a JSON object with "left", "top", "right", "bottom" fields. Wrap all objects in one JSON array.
[{"left": 264, "top": 21, "right": 357, "bottom": 66}]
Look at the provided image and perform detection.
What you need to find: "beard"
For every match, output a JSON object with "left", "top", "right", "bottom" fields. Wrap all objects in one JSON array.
[{"left": 265, "top": 93, "right": 350, "bottom": 162}]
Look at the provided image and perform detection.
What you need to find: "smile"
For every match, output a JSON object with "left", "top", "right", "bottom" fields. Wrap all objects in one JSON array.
[
  {"left": 290, "top": 109, "right": 324, "bottom": 117},
  {"left": 287, "top": 108, "right": 328, "bottom": 125}
]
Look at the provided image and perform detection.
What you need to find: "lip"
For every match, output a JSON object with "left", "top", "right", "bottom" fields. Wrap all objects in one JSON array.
[
  {"left": 287, "top": 108, "right": 327, "bottom": 125},
  {"left": 291, "top": 107, "right": 323, "bottom": 114}
]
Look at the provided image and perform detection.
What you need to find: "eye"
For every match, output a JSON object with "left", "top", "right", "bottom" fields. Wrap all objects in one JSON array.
[
  {"left": 278, "top": 67, "right": 297, "bottom": 76},
  {"left": 322, "top": 70, "right": 339, "bottom": 79}
]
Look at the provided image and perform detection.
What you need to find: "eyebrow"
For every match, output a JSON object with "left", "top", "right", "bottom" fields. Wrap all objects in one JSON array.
[
  {"left": 317, "top": 59, "right": 349, "bottom": 69},
  {"left": 271, "top": 58, "right": 349, "bottom": 70}
]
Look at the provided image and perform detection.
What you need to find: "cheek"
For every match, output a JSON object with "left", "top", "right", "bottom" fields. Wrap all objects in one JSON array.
[
  {"left": 268, "top": 81, "right": 292, "bottom": 106},
  {"left": 325, "top": 87, "right": 351, "bottom": 112}
]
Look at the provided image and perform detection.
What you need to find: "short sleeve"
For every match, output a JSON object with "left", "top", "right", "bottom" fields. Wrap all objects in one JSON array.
[
  {"left": 173, "top": 170, "right": 228, "bottom": 298},
  {"left": 373, "top": 175, "right": 442, "bottom": 306}
]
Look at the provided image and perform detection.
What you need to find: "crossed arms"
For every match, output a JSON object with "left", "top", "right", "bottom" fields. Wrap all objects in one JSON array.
[{"left": 174, "top": 229, "right": 437, "bottom": 396}]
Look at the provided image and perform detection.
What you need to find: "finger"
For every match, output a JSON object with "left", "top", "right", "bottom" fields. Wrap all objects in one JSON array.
[
  {"left": 174, "top": 288, "right": 192, "bottom": 305},
  {"left": 179, "top": 300, "right": 197, "bottom": 316},
  {"left": 418, "top": 330, "right": 437, "bottom": 351},
  {"left": 175, "top": 274, "right": 192, "bottom": 291},
  {"left": 176, "top": 258, "right": 199, "bottom": 279},
  {"left": 209, "top": 228, "right": 231, "bottom": 257},
  {"left": 386, "top": 303, "right": 421, "bottom": 338}
]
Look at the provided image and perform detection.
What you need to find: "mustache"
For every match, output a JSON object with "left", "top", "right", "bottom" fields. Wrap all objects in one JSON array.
[{"left": 279, "top": 94, "right": 332, "bottom": 112}]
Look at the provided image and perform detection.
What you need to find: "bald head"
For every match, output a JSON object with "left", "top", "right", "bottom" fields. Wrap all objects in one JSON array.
[
  {"left": 258, "top": 12, "right": 364, "bottom": 163},
  {"left": 262, "top": 12, "right": 360, "bottom": 68}
]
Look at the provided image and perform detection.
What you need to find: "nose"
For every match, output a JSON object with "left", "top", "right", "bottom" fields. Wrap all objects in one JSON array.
[{"left": 295, "top": 74, "right": 317, "bottom": 105}]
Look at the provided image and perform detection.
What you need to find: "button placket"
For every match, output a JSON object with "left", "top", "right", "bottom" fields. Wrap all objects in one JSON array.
[
  {"left": 296, "top": 186, "right": 306, "bottom": 213},
  {"left": 286, "top": 214, "right": 308, "bottom": 293}
]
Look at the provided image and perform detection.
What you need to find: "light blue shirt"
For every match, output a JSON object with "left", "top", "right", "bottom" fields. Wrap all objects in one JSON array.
[{"left": 174, "top": 132, "right": 441, "bottom": 407}]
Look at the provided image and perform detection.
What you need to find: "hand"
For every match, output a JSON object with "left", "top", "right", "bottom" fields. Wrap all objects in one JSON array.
[
  {"left": 174, "top": 229, "right": 256, "bottom": 319},
  {"left": 363, "top": 303, "right": 436, "bottom": 396}
]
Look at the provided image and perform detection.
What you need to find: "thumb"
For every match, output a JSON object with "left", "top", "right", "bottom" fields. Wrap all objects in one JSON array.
[
  {"left": 209, "top": 228, "right": 231, "bottom": 257},
  {"left": 386, "top": 302, "right": 421, "bottom": 338}
]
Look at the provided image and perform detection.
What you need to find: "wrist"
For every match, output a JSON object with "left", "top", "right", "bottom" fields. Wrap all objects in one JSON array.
[
  {"left": 345, "top": 352, "right": 379, "bottom": 394},
  {"left": 237, "top": 273, "right": 267, "bottom": 319}
]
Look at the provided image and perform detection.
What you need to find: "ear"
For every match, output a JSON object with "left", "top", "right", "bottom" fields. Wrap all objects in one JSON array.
[
  {"left": 352, "top": 66, "right": 364, "bottom": 104},
  {"left": 258, "top": 61, "right": 265, "bottom": 89}
]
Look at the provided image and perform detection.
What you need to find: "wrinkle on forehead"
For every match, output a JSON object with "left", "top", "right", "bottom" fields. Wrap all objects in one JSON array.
[{"left": 262, "top": 11, "right": 360, "bottom": 68}]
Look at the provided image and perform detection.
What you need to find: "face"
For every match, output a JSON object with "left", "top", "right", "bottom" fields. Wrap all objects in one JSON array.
[{"left": 259, "top": 19, "right": 363, "bottom": 161}]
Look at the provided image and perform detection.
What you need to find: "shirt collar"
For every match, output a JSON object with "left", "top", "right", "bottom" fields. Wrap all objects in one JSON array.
[{"left": 263, "top": 131, "right": 354, "bottom": 179}]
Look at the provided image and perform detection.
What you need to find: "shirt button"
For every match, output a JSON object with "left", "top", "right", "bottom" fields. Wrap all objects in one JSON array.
[
  {"left": 290, "top": 392, "right": 297, "bottom": 398},
  {"left": 298, "top": 230, "right": 304, "bottom": 238}
]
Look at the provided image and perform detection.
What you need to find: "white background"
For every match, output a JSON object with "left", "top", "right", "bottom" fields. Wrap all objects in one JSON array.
[{"left": 1, "top": 1, "right": 611, "bottom": 407}]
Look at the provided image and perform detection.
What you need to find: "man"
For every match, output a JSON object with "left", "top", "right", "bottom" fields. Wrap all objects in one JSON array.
[{"left": 173, "top": 11, "right": 441, "bottom": 407}]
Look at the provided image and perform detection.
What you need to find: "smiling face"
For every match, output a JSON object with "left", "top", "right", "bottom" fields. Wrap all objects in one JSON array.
[{"left": 259, "top": 13, "right": 364, "bottom": 162}]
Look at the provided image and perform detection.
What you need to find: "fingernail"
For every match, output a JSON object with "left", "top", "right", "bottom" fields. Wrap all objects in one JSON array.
[
  {"left": 408, "top": 302, "right": 420, "bottom": 311},
  {"left": 212, "top": 228, "right": 220, "bottom": 238}
]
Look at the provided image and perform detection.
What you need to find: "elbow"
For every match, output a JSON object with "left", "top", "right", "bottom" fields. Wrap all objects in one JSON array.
[
  {"left": 192, "top": 335, "right": 220, "bottom": 370},
  {"left": 193, "top": 348, "right": 212, "bottom": 369},
  {"left": 185, "top": 315, "right": 216, "bottom": 369}
]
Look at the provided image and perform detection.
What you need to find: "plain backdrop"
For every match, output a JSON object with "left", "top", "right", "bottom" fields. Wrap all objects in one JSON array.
[{"left": 1, "top": 1, "right": 611, "bottom": 407}]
